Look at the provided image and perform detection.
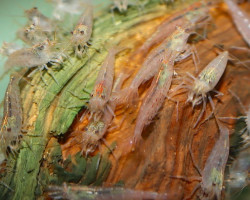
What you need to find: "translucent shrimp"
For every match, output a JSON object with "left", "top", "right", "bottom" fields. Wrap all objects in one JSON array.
[
  {"left": 119, "top": 27, "right": 193, "bottom": 105},
  {"left": 16, "top": 23, "right": 49, "bottom": 45},
  {"left": 25, "top": 7, "right": 55, "bottom": 33},
  {"left": 134, "top": 2, "right": 210, "bottom": 55},
  {"left": 172, "top": 51, "right": 229, "bottom": 128},
  {"left": 88, "top": 47, "right": 124, "bottom": 121},
  {"left": 48, "top": 0, "right": 85, "bottom": 20},
  {"left": 225, "top": 0, "right": 250, "bottom": 47},
  {"left": 4, "top": 39, "right": 64, "bottom": 72},
  {"left": 0, "top": 74, "right": 22, "bottom": 156},
  {"left": 172, "top": 119, "right": 230, "bottom": 200},
  {"left": 71, "top": 5, "right": 93, "bottom": 57},
  {"left": 77, "top": 73, "right": 128, "bottom": 156},
  {"left": 133, "top": 52, "right": 175, "bottom": 142},
  {"left": 195, "top": 120, "right": 230, "bottom": 200},
  {"left": 0, "top": 42, "right": 21, "bottom": 57},
  {"left": 47, "top": 184, "right": 168, "bottom": 200}
]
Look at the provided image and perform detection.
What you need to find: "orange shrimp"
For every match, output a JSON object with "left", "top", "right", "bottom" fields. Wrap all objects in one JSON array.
[{"left": 88, "top": 47, "right": 124, "bottom": 121}]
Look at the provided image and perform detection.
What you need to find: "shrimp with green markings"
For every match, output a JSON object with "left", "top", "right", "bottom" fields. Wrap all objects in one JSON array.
[
  {"left": 133, "top": 27, "right": 197, "bottom": 142},
  {"left": 171, "top": 51, "right": 229, "bottom": 128},
  {"left": 133, "top": 58, "right": 174, "bottom": 143},
  {"left": 171, "top": 119, "right": 229, "bottom": 200},
  {"left": 119, "top": 27, "right": 196, "bottom": 106},
  {"left": 75, "top": 73, "right": 128, "bottom": 156}
]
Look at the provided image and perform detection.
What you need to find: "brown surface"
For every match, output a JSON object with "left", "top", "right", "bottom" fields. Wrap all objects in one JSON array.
[{"left": 62, "top": 2, "right": 250, "bottom": 199}]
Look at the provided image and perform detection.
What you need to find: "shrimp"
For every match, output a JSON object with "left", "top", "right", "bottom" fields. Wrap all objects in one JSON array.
[
  {"left": 4, "top": 39, "right": 64, "bottom": 72},
  {"left": 225, "top": 0, "right": 250, "bottom": 47},
  {"left": 119, "top": 27, "right": 193, "bottom": 106},
  {"left": 71, "top": 5, "right": 93, "bottom": 57},
  {"left": 25, "top": 7, "right": 55, "bottom": 33},
  {"left": 0, "top": 42, "right": 21, "bottom": 57},
  {"left": 88, "top": 47, "right": 124, "bottom": 121},
  {"left": 172, "top": 51, "right": 229, "bottom": 128},
  {"left": 172, "top": 119, "right": 230, "bottom": 200},
  {"left": 134, "top": 2, "right": 210, "bottom": 56},
  {"left": 75, "top": 73, "right": 128, "bottom": 156},
  {"left": 133, "top": 58, "right": 174, "bottom": 142},
  {"left": 16, "top": 23, "right": 48, "bottom": 45},
  {"left": 47, "top": 184, "right": 169, "bottom": 200},
  {"left": 0, "top": 74, "right": 22, "bottom": 156}
]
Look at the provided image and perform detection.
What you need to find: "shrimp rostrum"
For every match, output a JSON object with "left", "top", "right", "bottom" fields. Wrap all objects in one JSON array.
[{"left": 171, "top": 51, "right": 229, "bottom": 127}]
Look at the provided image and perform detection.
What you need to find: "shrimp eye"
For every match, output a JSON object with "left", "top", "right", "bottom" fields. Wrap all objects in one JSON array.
[
  {"left": 80, "top": 30, "right": 85, "bottom": 35},
  {"left": 95, "top": 130, "right": 99, "bottom": 134},
  {"left": 91, "top": 94, "right": 94, "bottom": 97},
  {"left": 70, "top": 31, "right": 73, "bottom": 35},
  {"left": 101, "top": 94, "right": 105, "bottom": 99},
  {"left": 38, "top": 45, "right": 44, "bottom": 50}
]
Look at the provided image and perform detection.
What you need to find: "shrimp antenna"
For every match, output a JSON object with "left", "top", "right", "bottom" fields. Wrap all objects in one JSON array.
[
  {"left": 228, "top": 89, "right": 247, "bottom": 113},
  {"left": 194, "top": 31, "right": 250, "bottom": 69}
]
